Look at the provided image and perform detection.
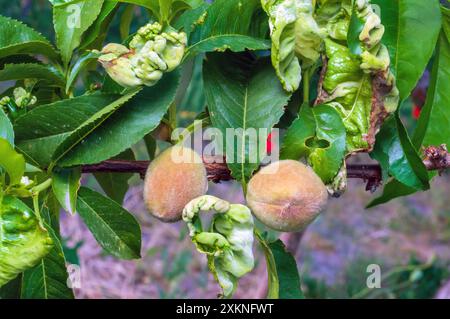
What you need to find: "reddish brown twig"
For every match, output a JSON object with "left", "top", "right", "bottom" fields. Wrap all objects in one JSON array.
[{"left": 82, "top": 147, "right": 450, "bottom": 190}]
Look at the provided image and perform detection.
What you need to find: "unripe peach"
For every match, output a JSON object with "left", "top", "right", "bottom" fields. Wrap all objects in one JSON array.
[
  {"left": 246, "top": 160, "right": 328, "bottom": 232},
  {"left": 143, "top": 145, "right": 208, "bottom": 222}
]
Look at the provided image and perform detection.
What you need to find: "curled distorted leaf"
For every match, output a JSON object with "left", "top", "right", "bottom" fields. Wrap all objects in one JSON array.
[
  {"left": 316, "top": 0, "right": 351, "bottom": 41},
  {"left": 281, "top": 104, "right": 346, "bottom": 184},
  {"left": 0, "top": 196, "right": 53, "bottom": 287},
  {"left": 98, "top": 22, "right": 187, "bottom": 88},
  {"left": 0, "top": 137, "right": 25, "bottom": 185},
  {"left": 261, "top": 0, "right": 325, "bottom": 92},
  {"left": 182, "top": 195, "right": 254, "bottom": 298},
  {"left": 317, "top": 39, "right": 373, "bottom": 152},
  {"left": 316, "top": 38, "right": 398, "bottom": 153}
]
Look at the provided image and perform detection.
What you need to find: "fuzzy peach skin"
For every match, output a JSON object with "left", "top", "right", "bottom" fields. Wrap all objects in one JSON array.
[
  {"left": 143, "top": 145, "right": 208, "bottom": 222},
  {"left": 246, "top": 160, "right": 328, "bottom": 232}
]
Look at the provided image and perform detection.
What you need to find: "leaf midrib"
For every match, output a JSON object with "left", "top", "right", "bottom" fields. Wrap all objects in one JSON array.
[
  {"left": 186, "top": 34, "right": 269, "bottom": 54},
  {"left": 51, "top": 89, "right": 140, "bottom": 166},
  {"left": 240, "top": 87, "right": 249, "bottom": 187}
]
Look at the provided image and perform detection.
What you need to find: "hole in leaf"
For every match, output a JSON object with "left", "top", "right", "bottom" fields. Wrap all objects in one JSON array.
[{"left": 305, "top": 136, "right": 330, "bottom": 149}]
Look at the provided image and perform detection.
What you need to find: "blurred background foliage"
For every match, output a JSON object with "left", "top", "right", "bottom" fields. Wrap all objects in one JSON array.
[{"left": 1, "top": 0, "right": 450, "bottom": 299}]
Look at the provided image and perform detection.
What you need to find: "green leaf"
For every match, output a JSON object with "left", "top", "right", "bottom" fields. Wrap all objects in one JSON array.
[
  {"left": 116, "top": 0, "right": 158, "bottom": 11},
  {"left": 0, "top": 55, "right": 40, "bottom": 68},
  {"left": 372, "top": 0, "right": 442, "bottom": 100},
  {"left": 160, "top": 0, "right": 174, "bottom": 23},
  {"left": 52, "top": 89, "right": 140, "bottom": 166},
  {"left": 177, "top": 56, "right": 206, "bottom": 119},
  {"left": 347, "top": 3, "right": 364, "bottom": 55},
  {"left": 94, "top": 149, "right": 135, "bottom": 204},
  {"left": 119, "top": 0, "right": 201, "bottom": 23},
  {"left": 65, "top": 50, "right": 102, "bottom": 94},
  {"left": 256, "top": 234, "right": 303, "bottom": 299},
  {"left": 0, "top": 63, "right": 65, "bottom": 87},
  {"left": 203, "top": 53, "right": 290, "bottom": 186},
  {"left": 173, "top": 3, "right": 210, "bottom": 38},
  {"left": 366, "top": 178, "right": 416, "bottom": 208},
  {"left": 14, "top": 91, "right": 138, "bottom": 168},
  {"left": 52, "top": 167, "right": 81, "bottom": 215},
  {"left": 281, "top": 104, "right": 346, "bottom": 183},
  {"left": 58, "top": 70, "right": 180, "bottom": 167},
  {"left": 21, "top": 227, "right": 74, "bottom": 299},
  {"left": 185, "top": 0, "right": 270, "bottom": 59},
  {"left": 0, "top": 275, "right": 21, "bottom": 299},
  {"left": 41, "top": 192, "right": 62, "bottom": 234},
  {"left": 119, "top": 4, "right": 135, "bottom": 40},
  {"left": 76, "top": 187, "right": 141, "bottom": 260},
  {"left": 371, "top": 114, "right": 429, "bottom": 190},
  {"left": 187, "top": 36, "right": 270, "bottom": 59},
  {"left": 412, "top": 6, "right": 450, "bottom": 149},
  {"left": 49, "top": 0, "right": 80, "bottom": 5},
  {"left": 80, "top": 0, "right": 119, "bottom": 50},
  {"left": 370, "top": 6, "right": 450, "bottom": 207},
  {"left": 0, "top": 109, "right": 14, "bottom": 146},
  {"left": 53, "top": 0, "right": 104, "bottom": 66},
  {"left": 0, "top": 15, "right": 58, "bottom": 59},
  {"left": 0, "top": 137, "right": 25, "bottom": 185},
  {"left": 268, "top": 240, "right": 304, "bottom": 299},
  {"left": 256, "top": 233, "right": 279, "bottom": 298}
]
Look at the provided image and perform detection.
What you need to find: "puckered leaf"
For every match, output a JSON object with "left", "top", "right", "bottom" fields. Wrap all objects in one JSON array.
[
  {"left": 0, "top": 15, "right": 58, "bottom": 59},
  {"left": 319, "top": 39, "right": 372, "bottom": 152},
  {"left": 77, "top": 187, "right": 141, "bottom": 260},
  {"left": 262, "top": 0, "right": 325, "bottom": 92},
  {"left": 0, "top": 197, "right": 53, "bottom": 288},
  {"left": 182, "top": 195, "right": 254, "bottom": 298},
  {"left": 203, "top": 52, "right": 290, "bottom": 186},
  {"left": 0, "top": 137, "right": 25, "bottom": 185},
  {"left": 281, "top": 104, "right": 346, "bottom": 183},
  {"left": 315, "top": 0, "right": 351, "bottom": 41}
]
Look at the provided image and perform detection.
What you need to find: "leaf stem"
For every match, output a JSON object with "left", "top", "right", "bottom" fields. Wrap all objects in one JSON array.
[
  {"left": 169, "top": 102, "right": 177, "bottom": 131},
  {"left": 31, "top": 178, "right": 53, "bottom": 195}
]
